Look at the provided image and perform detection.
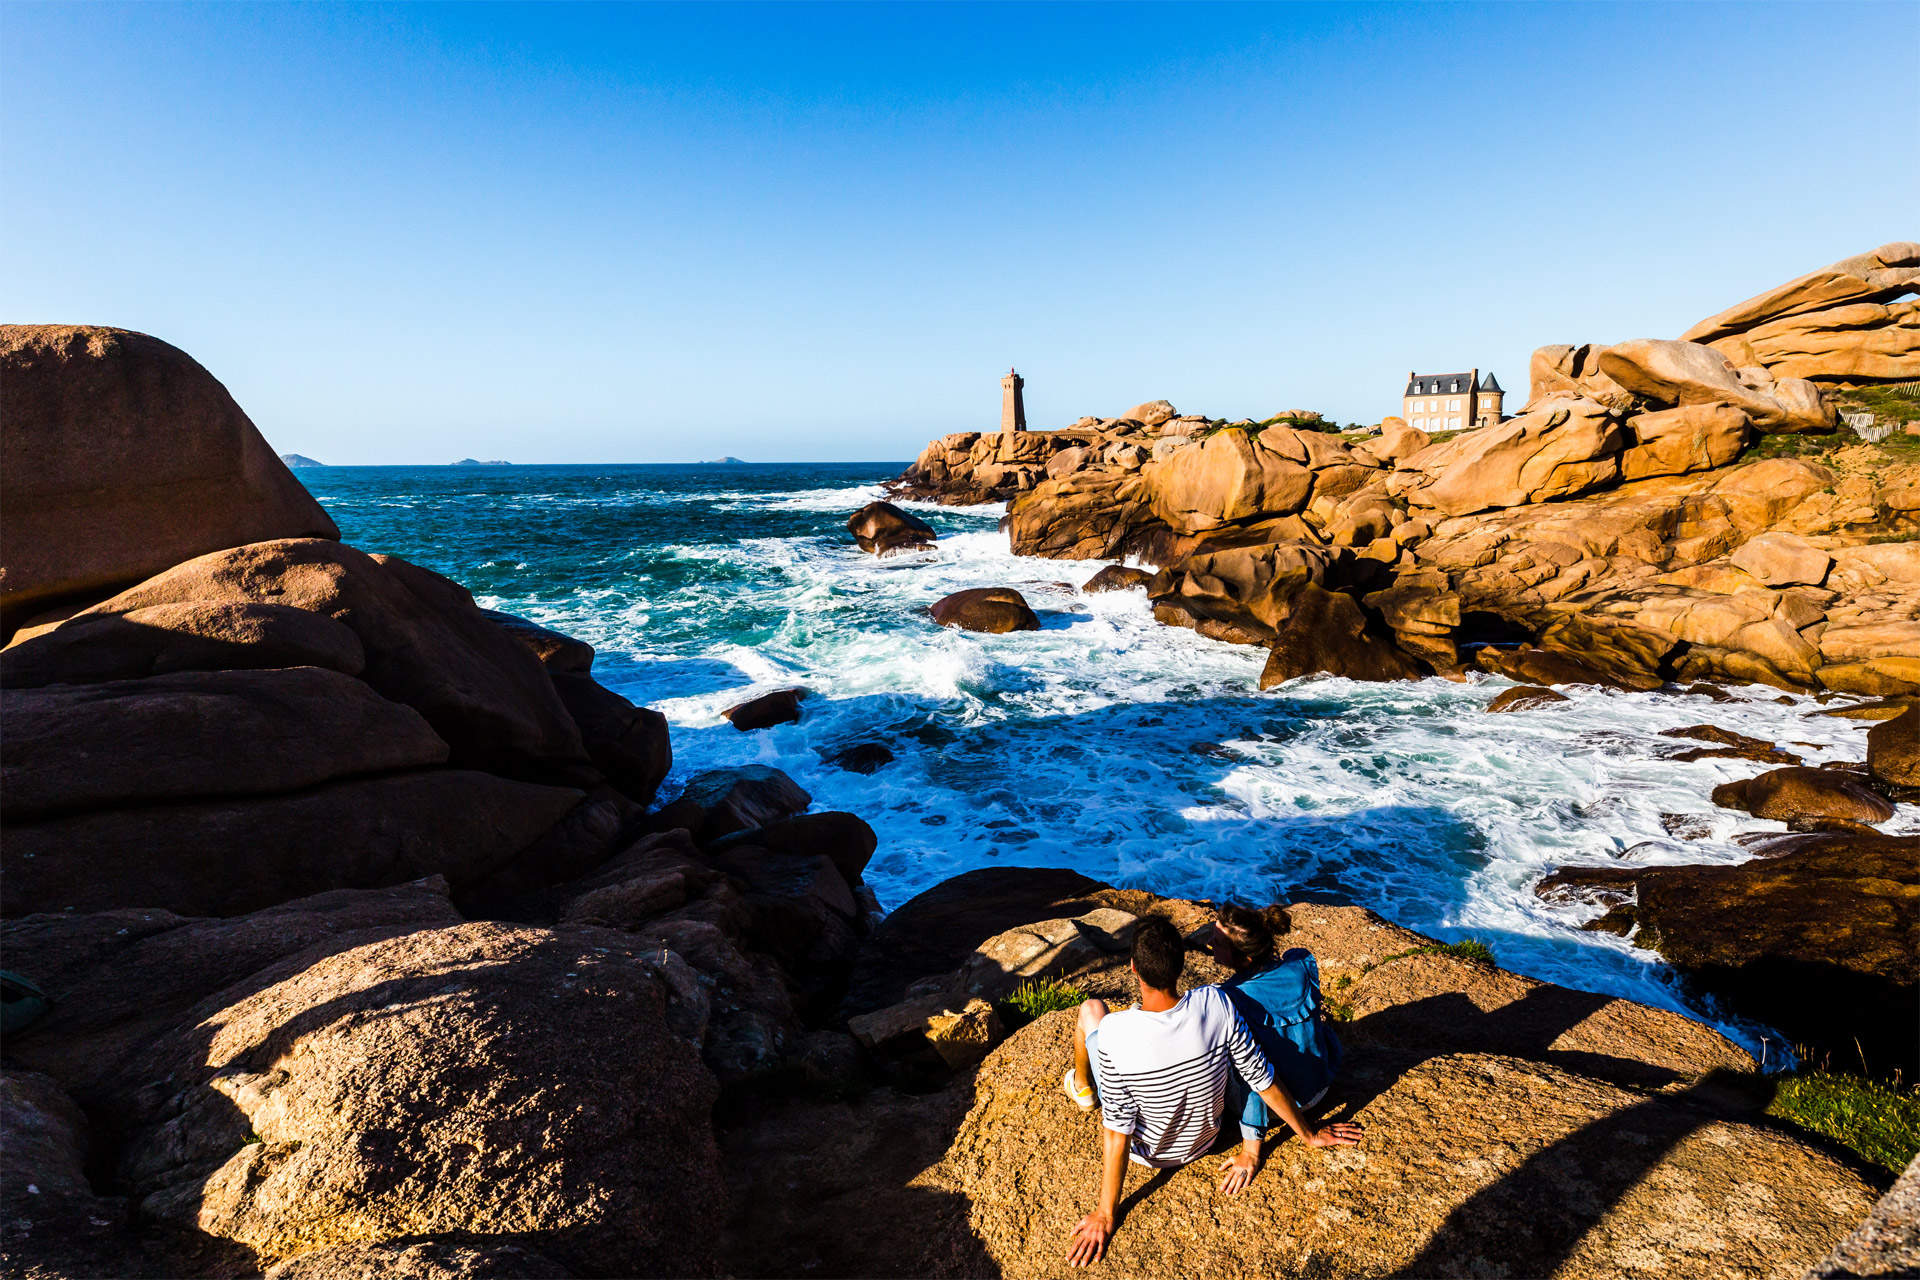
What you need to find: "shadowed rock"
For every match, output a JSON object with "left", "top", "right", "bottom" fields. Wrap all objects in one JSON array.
[
  {"left": 2, "top": 771, "right": 582, "bottom": 918},
  {"left": 481, "top": 608, "right": 595, "bottom": 672},
  {"left": 1258, "top": 584, "right": 1422, "bottom": 687},
  {"left": 1, "top": 601, "right": 366, "bottom": 688},
  {"left": 0, "top": 668, "right": 449, "bottom": 821},
  {"left": 551, "top": 671, "right": 672, "bottom": 803}
]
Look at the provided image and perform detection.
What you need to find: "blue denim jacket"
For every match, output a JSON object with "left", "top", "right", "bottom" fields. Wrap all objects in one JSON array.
[{"left": 1220, "top": 947, "right": 1342, "bottom": 1136}]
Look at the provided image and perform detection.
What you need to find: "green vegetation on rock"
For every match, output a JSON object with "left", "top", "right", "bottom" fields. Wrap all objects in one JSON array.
[
  {"left": 1002, "top": 977, "right": 1087, "bottom": 1021},
  {"left": 1766, "top": 1069, "right": 1920, "bottom": 1173}
]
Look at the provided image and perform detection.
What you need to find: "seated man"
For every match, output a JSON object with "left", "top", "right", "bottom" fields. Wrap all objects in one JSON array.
[{"left": 1062, "top": 916, "right": 1363, "bottom": 1267}]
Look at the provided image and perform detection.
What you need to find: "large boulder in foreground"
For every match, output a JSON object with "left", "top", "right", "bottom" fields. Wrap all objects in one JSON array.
[
  {"left": 0, "top": 879, "right": 463, "bottom": 1110},
  {"left": 67, "top": 539, "right": 585, "bottom": 772},
  {"left": 0, "top": 326, "right": 339, "bottom": 629},
  {"left": 1541, "top": 832, "right": 1920, "bottom": 1080},
  {"left": 847, "top": 501, "right": 936, "bottom": 555},
  {"left": 0, "top": 667, "right": 449, "bottom": 821},
  {"left": 931, "top": 1011, "right": 1874, "bottom": 1278},
  {"left": 1868, "top": 704, "right": 1920, "bottom": 788},
  {"left": 550, "top": 671, "right": 672, "bottom": 803},
  {"left": 930, "top": 587, "right": 1040, "bottom": 634},
  {"left": 117, "top": 921, "right": 724, "bottom": 1278},
  {"left": 1, "top": 769, "right": 582, "bottom": 918},
  {"left": 1259, "top": 583, "right": 1422, "bottom": 687},
  {"left": 1711, "top": 765, "right": 1895, "bottom": 825}
]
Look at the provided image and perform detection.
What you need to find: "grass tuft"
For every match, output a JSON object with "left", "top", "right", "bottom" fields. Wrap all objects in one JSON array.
[
  {"left": 1361, "top": 939, "right": 1498, "bottom": 975},
  {"left": 1003, "top": 978, "right": 1087, "bottom": 1021},
  {"left": 1766, "top": 1069, "right": 1920, "bottom": 1173}
]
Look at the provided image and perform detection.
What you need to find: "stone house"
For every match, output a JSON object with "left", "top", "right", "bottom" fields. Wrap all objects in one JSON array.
[{"left": 1403, "top": 369, "right": 1504, "bottom": 431}]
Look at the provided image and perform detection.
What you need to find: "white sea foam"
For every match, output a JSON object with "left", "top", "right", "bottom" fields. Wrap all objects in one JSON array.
[{"left": 481, "top": 483, "right": 1902, "bottom": 1063}]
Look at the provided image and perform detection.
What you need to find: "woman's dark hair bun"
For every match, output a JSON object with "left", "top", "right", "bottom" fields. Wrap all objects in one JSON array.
[{"left": 1215, "top": 901, "right": 1289, "bottom": 961}]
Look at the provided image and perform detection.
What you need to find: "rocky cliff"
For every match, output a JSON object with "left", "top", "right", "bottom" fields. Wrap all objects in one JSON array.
[
  {"left": 892, "top": 244, "right": 1920, "bottom": 697},
  {"left": 1, "top": 323, "right": 1908, "bottom": 1278}
]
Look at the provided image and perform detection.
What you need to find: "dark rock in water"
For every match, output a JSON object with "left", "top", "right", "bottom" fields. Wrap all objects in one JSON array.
[
  {"left": 0, "top": 667, "right": 450, "bottom": 821},
  {"left": 0, "top": 878, "right": 462, "bottom": 1109},
  {"left": 1685, "top": 682, "right": 1736, "bottom": 702},
  {"left": 114, "top": 921, "right": 725, "bottom": 1278},
  {"left": 840, "top": 867, "right": 1121, "bottom": 1018},
  {"left": 847, "top": 501, "right": 937, "bottom": 556},
  {"left": 1661, "top": 723, "right": 1775, "bottom": 751},
  {"left": 723, "top": 686, "right": 807, "bottom": 731},
  {"left": 650, "top": 765, "right": 813, "bottom": 844},
  {"left": 1, "top": 600, "right": 367, "bottom": 689},
  {"left": 68, "top": 539, "right": 587, "bottom": 774},
  {"left": 1867, "top": 703, "right": 1918, "bottom": 788},
  {"left": 265, "top": 1239, "right": 575, "bottom": 1279},
  {"left": 550, "top": 672, "right": 671, "bottom": 804},
  {"left": 706, "top": 811, "right": 878, "bottom": 888},
  {"left": 1786, "top": 816, "right": 1885, "bottom": 835},
  {"left": 930, "top": 587, "right": 1040, "bottom": 634},
  {"left": 1477, "top": 644, "right": 1664, "bottom": 692},
  {"left": 0, "top": 325, "right": 339, "bottom": 630},
  {"left": 1485, "top": 685, "right": 1569, "bottom": 713},
  {"left": 1813, "top": 697, "right": 1916, "bottom": 721},
  {"left": 827, "top": 741, "right": 894, "bottom": 773},
  {"left": 1152, "top": 597, "right": 1277, "bottom": 646},
  {"left": 1659, "top": 812, "right": 1715, "bottom": 839},
  {"left": 481, "top": 608, "right": 595, "bottom": 672},
  {"left": 1083, "top": 564, "right": 1153, "bottom": 593},
  {"left": 1537, "top": 832, "right": 1920, "bottom": 1079},
  {"left": 1711, "top": 765, "right": 1894, "bottom": 825},
  {"left": 1, "top": 770, "right": 583, "bottom": 919},
  {"left": 1659, "top": 724, "right": 1800, "bottom": 764},
  {"left": 1258, "top": 584, "right": 1422, "bottom": 688}
]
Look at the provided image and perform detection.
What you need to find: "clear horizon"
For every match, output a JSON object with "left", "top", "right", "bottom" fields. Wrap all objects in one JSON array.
[{"left": 4, "top": 1, "right": 1913, "bottom": 464}]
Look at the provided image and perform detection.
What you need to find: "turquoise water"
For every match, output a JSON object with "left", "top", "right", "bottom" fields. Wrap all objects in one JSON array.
[{"left": 314, "top": 462, "right": 1895, "bottom": 1060}]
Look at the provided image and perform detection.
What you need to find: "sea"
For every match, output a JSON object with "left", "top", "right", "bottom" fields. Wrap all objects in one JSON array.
[{"left": 313, "top": 461, "right": 1907, "bottom": 1063}]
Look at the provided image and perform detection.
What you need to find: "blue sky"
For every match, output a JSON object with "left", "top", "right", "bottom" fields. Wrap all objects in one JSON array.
[{"left": 4, "top": 2, "right": 1913, "bottom": 463}]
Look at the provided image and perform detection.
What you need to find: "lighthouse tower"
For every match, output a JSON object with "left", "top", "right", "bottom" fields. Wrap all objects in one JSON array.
[{"left": 1000, "top": 368, "right": 1027, "bottom": 434}]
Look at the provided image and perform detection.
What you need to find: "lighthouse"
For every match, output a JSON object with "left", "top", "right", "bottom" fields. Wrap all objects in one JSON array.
[{"left": 1000, "top": 368, "right": 1027, "bottom": 434}]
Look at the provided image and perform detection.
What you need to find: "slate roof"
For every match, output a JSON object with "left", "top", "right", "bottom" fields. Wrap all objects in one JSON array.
[
  {"left": 1406, "top": 372, "right": 1477, "bottom": 396},
  {"left": 1479, "top": 372, "right": 1503, "bottom": 392}
]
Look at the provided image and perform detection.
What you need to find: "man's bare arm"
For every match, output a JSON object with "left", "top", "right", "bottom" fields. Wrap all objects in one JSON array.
[
  {"left": 1067, "top": 1127, "right": 1130, "bottom": 1266},
  {"left": 1255, "top": 1080, "right": 1363, "bottom": 1148}
]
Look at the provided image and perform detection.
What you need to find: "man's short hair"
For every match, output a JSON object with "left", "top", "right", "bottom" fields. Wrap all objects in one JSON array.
[{"left": 1131, "top": 915, "right": 1185, "bottom": 993}]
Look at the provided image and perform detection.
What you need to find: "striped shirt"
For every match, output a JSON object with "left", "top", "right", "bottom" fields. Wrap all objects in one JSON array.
[{"left": 1092, "top": 986, "right": 1276, "bottom": 1168}]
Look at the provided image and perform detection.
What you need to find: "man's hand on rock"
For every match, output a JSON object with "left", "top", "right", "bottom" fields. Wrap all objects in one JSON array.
[
  {"left": 1067, "top": 1209, "right": 1113, "bottom": 1267},
  {"left": 1217, "top": 1144, "right": 1261, "bottom": 1195},
  {"left": 1305, "top": 1121, "right": 1365, "bottom": 1147}
]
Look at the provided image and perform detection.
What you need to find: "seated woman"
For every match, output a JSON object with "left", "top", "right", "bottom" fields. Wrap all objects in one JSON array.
[{"left": 1209, "top": 902, "right": 1343, "bottom": 1157}]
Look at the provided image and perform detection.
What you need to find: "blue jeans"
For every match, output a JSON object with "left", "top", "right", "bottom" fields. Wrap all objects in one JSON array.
[{"left": 1227, "top": 1073, "right": 1328, "bottom": 1142}]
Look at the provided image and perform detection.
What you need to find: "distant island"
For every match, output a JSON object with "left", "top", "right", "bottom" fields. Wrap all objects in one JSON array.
[
  {"left": 280, "top": 453, "right": 326, "bottom": 468},
  {"left": 703, "top": 456, "right": 747, "bottom": 464},
  {"left": 453, "top": 458, "right": 512, "bottom": 466}
]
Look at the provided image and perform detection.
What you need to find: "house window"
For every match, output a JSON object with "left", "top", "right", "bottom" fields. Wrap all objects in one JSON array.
[
  {"left": 1411, "top": 417, "right": 1425, "bottom": 429},
  {"left": 1449, "top": 416, "right": 1462, "bottom": 429},
  {"left": 1449, "top": 398, "right": 1461, "bottom": 411}
]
